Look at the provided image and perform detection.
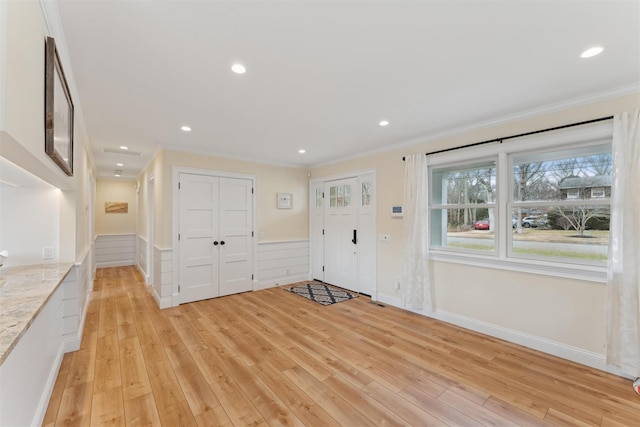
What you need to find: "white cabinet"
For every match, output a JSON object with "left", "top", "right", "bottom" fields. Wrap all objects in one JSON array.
[{"left": 0, "top": 286, "right": 64, "bottom": 427}]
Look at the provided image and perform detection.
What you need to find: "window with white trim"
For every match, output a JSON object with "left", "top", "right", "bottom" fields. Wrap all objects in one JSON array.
[
  {"left": 431, "top": 161, "right": 497, "bottom": 252},
  {"left": 566, "top": 188, "right": 580, "bottom": 199},
  {"left": 428, "top": 122, "right": 612, "bottom": 276}
]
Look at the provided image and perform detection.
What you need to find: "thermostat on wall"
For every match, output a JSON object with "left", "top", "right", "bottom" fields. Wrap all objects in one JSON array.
[{"left": 391, "top": 205, "right": 403, "bottom": 217}]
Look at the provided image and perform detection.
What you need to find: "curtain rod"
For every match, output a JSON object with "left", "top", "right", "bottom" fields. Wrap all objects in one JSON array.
[{"left": 402, "top": 115, "right": 614, "bottom": 161}]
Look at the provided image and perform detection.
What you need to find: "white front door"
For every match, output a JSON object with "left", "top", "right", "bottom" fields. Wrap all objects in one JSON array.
[
  {"left": 179, "top": 173, "right": 219, "bottom": 304},
  {"left": 218, "top": 177, "right": 253, "bottom": 296},
  {"left": 323, "top": 177, "right": 358, "bottom": 291}
]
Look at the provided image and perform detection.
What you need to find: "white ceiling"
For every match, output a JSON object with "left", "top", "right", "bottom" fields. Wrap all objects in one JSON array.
[{"left": 55, "top": 1, "right": 640, "bottom": 179}]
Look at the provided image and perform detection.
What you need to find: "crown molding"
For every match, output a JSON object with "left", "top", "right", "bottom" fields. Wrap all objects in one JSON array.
[{"left": 311, "top": 84, "right": 640, "bottom": 169}]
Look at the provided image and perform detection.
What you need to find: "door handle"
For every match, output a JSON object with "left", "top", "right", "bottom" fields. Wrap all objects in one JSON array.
[
  {"left": 351, "top": 229, "right": 357, "bottom": 244},
  {"left": 220, "top": 240, "right": 226, "bottom": 245},
  {"left": 213, "top": 241, "right": 219, "bottom": 246}
]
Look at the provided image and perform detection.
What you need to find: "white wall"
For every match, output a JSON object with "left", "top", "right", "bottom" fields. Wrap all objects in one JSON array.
[{"left": 0, "top": 186, "right": 61, "bottom": 265}]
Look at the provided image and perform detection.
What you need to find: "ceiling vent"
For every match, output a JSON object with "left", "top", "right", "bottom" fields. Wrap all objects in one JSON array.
[{"left": 102, "top": 148, "right": 142, "bottom": 156}]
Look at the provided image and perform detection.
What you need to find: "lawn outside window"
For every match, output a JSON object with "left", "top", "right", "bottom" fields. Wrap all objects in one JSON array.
[{"left": 427, "top": 121, "right": 613, "bottom": 282}]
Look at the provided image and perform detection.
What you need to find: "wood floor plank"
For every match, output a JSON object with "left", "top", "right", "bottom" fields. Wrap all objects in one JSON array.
[
  {"left": 251, "top": 361, "right": 341, "bottom": 427},
  {"left": 123, "top": 392, "right": 162, "bottom": 426},
  {"left": 65, "top": 347, "right": 95, "bottom": 388},
  {"left": 220, "top": 356, "right": 305, "bottom": 427},
  {"left": 436, "top": 388, "right": 517, "bottom": 427},
  {"left": 194, "top": 406, "right": 234, "bottom": 427},
  {"left": 322, "top": 374, "right": 408, "bottom": 426},
  {"left": 190, "top": 349, "right": 268, "bottom": 426},
  {"left": 284, "top": 365, "right": 374, "bottom": 427},
  {"left": 482, "top": 396, "right": 553, "bottom": 427},
  {"left": 157, "top": 398, "right": 199, "bottom": 427},
  {"left": 119, "top": 336, "right": 152, "bottom": 402},
  {"left": 55, "top": 381, "right": 94, "bottom": 427},
  {"left": 90, "top": 386, "right": 125, "bottom": 426},
  {"left": 93, "top": 352, "right": 122, "bottom": 394},
  {"left": 361, "top": 380, "right": 449, "bottom": 426},
  {"left": 46, "top": 269, "right": 640, "bottom": 427}
]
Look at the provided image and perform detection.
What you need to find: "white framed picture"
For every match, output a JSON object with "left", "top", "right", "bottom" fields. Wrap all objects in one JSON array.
[{"left": 277, "top": 192, "right": 292, "bottom": 209}]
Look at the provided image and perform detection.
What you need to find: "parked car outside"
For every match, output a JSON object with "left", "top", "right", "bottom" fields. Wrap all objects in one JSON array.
[
  {"left": 473, "top": 219, "right": 490, "bottom": 230},
  {"left": 521, "top": 216, "right": 549, "bottom": 228}
]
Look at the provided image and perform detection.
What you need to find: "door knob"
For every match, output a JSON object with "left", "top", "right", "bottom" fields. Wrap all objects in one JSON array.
[
  {"left": 351, "top": 229, "right": 357, "bottom": 244},
  {"left": 220, "top": 240, "right": 226, "bottom": 245},
  {"left": 213, "top": 241, "right": 219, "bottom": 245}
]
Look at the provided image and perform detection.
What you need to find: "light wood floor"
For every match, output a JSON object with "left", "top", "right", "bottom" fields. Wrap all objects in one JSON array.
[{"left": 44, "top": 266, "right": 639, "bottom": 426}]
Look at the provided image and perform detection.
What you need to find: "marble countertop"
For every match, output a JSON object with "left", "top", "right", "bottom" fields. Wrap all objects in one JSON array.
[{"left": 0, "top": 263, "right": 73, "bottom": 365}]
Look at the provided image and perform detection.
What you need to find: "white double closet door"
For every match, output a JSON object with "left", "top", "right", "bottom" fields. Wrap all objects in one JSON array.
[
  {"left": 178, "top": 173, "right": 253, "bottom": 304},
  {"left": 311, "top": 173, "right": 376, "bottom": 296}
]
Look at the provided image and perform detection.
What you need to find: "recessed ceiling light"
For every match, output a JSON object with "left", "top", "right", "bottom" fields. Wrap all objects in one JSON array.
[
  {"left": 181, "top": 126, "right": 191, "bottom": 132},
  {"left": 580, "top": 46, "right": 604, "bottom": 58},
  {"left": 114, "top": 174, "right": 121, "bottom": 177},
  {"left": 120, "top": 146, "right": 129, "bottom": 150},
  {"left": 379, "top": 120, "right": 390, "bottom": 127},
  {"left": 116, "top": 163, "right": 124, "bottom": 167},
  {"left": 231, "top": 63, "right": 246, "bottom": 74},
  {"left": 298, "top": 149, "right": 306, "bottom": 154}
]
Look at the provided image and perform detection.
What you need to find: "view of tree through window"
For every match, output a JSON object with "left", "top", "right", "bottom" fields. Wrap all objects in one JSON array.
[{"left": 511, "top": 143, "right": 611, "bottom": 263}]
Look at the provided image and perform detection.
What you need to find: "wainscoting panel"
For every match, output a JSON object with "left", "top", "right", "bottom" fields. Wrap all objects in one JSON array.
[
  {"left": 153, "top": 246, "right": 173, "bottom": 309},
  {"left": 95, "top": 234, "right": 136, "bottom": 268},
  {"left": 257, "top": 240, "right": 310, "bottom": 290},
  {"left": 63, "top": 248, "right": 93, "bottom": 352}
]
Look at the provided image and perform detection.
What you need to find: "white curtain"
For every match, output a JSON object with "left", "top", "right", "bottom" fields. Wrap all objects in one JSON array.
[
  {"left": 606, "top": 109, "right": 640, "bottom": 378},
  {"left": 402, "top": 153, "right": 432, "bottom": 311}
]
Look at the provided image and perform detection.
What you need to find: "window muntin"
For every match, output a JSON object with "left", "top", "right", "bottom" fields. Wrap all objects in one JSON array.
[
  {"left": 329, "top": 184, "right": 351, "bottom": 208},
  {"left": 315, "top": 188, "right": 322, "bottom": 208},
  {"left": 362, "top": 182, "right": 371, "bottom": 206}
]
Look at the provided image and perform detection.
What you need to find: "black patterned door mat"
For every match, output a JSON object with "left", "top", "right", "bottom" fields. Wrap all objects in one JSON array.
[{"left": 285, "top": 282, "right": 358, "bottom": 306}]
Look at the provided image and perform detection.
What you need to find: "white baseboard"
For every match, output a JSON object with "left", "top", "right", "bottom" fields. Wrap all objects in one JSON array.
[
  {"left": 377, "top": 293, "right": 401, "bottom": 307},
  {"left": 376, "top": 292, "right": 618, "bottom": 375},
  {"left": 136, "top": 264, "right": 150, "bottom": 284},
  {"left": 256, "top": 273, "right": 311, "bottom": 290},
  {"left": 153, "top": 287, "right": 172, "bottom": 309}
]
